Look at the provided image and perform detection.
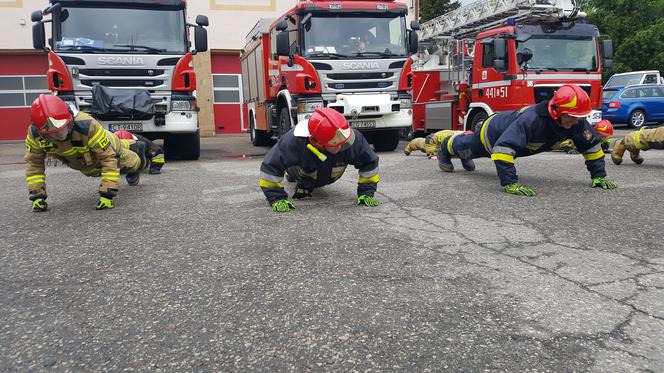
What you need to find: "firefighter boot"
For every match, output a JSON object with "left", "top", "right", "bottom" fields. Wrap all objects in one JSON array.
[
  {"left": 437, "top": 137, "right": 454, "bottom": 172},
  {"left": 126, "top": 142, "right": 147, "bottom": 186},
  {"left": 611, "top": 139, "right": 626, "bottom": 165},
  {"left": 460, "top": 157, "right": 475, "bottom": 171},
  {"left": 629, "top": 149, "right": 644, "bottom": 165}
]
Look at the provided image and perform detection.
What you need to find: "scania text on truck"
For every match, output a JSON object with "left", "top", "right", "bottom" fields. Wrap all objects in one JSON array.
[
  {"left": 31, "top": 0, "right": 208, "bottom": 160},
  {"left": 412, "top": 0, "right": 613, "bottom": 135},
  {"left": 241, "top": 0, "right": 420, "bottom": 152}
]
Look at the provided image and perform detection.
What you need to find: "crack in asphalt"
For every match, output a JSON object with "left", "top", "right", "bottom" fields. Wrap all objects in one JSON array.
[{"left": 370, "top": 191, "right": 664, "bottom": 324}]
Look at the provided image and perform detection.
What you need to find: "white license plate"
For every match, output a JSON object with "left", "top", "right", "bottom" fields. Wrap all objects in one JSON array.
[
  {"left": 350, "top": 120, "right": 376, "bottom": 129},
  {"left": 108, "top": 123, "right": 143, "bottom": 132}
]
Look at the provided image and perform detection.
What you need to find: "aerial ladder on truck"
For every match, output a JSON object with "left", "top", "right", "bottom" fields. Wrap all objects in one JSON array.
[{"left": 411, "top": 0, "right": 612, "bottom": 135}]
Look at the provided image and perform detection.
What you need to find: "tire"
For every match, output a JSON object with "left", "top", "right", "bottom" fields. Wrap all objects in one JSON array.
[
  {"left": 470, "top": 111, "right": 488, "bottom": 133},
  {"left": 250, "top": 115, "right": 272, "bottom": 146},
  {"left": 165, "top": 131, "right": 200, "bottom": 160},
  {"left": 628, "top": 109, "right": 646, "bottom": 129},
  {"left": 278, "top": 107, "right": 292, "bottom": 138},
  {"left": 372, "top": 130, "right": 400, "bottom": 152}
]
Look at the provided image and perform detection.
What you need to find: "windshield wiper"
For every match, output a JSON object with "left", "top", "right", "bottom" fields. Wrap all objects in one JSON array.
[
  {"left": 354, "top": 51, "right": 404, "bottom": 58},
  {"left": 113, "top": 44, "right": 167, "bottom": 53},
  {"left": 307, "top": 52, "right": 350, "bottom": 59},
  {"left": 57, "top": 45, "right": 107, "bottom": 52},
  {"left": 572, "top": 68, "right": 593, "bottom": 73},
  {"left": 534, "top": 67, "right": 559, "bottom": 73}
]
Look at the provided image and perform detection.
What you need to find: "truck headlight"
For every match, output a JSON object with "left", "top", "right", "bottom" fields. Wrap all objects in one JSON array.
[
  {"left": 297, "top": 101, "right": 324, "bottom": 113},
  {"left": 399, "top": 98, "right": 412, "bottom": 109},
  {"left": 172, "top": 100, "right": 193, "bottom": 111}
]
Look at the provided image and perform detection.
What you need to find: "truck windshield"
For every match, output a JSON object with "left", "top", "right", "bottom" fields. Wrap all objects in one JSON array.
[
  {"left": 517, "top": 36, "right": 598, "bottom": 72},
  {"left": 55, "top": 7, "right": 186, "bottom": 53},
  {"left": 302, "top": 14, "right": 407, "bottom": 58},
  {"left": 604, "top": 73, "right": 645, "bottom": 88}
]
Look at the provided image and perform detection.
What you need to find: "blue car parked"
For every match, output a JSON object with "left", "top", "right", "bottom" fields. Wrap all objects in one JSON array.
[{"left": 602, "top": 84, "right": 664, "bottom": 128}]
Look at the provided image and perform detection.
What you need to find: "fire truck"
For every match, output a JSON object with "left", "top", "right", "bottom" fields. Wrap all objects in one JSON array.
[
  {"left": 31, "top": 0, "right": 208, "bottom": 160},
  {"left": 241, "top": 0, "right": 420, "bottom": 152},
  {"left": 411, "top": 0, "right": 613, "bottom": 136}
]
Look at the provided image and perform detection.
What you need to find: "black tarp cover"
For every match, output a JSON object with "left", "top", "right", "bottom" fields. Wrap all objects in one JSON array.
[{"left": 91, "top": 85, "right": 154, "bottom": 116}]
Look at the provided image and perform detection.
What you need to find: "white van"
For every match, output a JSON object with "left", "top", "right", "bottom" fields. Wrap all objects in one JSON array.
[{"left": 604, "top": 70, "right": 663, "bottom": 90}]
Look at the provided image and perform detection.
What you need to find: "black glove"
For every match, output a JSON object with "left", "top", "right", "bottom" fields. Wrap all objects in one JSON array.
[{"left": 292, "top": 187, "right": 313, "bottom": 199}]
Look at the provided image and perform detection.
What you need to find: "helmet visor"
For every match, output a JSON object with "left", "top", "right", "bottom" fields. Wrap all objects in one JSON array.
[
  {"left": 319, "top": 127, "right": 353, "bottom": 147},
  {"left": 38, "top": 117, "right": 72, "bottom": 135}
]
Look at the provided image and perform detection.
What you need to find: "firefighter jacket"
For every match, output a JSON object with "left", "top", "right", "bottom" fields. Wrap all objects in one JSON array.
[
  {"left": 259, "top": 128, "right": 380, "bottom": 204},
  {"left": 24, "top": 112, "right": 141, "bottom": 198},
  {"left": 480, "top": 101, "right": 606, "bottom": 185}
]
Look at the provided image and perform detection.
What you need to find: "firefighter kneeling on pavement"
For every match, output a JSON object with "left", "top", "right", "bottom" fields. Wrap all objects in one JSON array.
[
  {"left": 611, "top": 126, "right": 664, "bottom": 165},
  {"left": 436, "top": 84, "right": 617, "bottom": 196},
  {"left": 404, "top": 130, "right": 471, "bottom": 157},
  {"left": 259, "top": 108, "right": 380, "bottom": 212},
  {"left": 114, "top": 130, "right": 166, "bottom": 174},
  {"left": 24, "top": 94, "right": 147, "bottom": 211}
]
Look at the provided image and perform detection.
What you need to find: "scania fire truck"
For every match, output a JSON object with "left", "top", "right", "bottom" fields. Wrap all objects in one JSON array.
[
  {"left": 241, "top": 0, "right": 420, "bottom": 151},
  {"left": 411, "top": 0, "right": 613, "bottom": 135},
  {"left": 31, "top": 0, "right": 208, "bottom": 160}
]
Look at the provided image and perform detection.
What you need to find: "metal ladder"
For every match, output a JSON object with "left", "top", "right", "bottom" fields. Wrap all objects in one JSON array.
[{"left": 418, "top": 0, "right": 582, "bottom": 42}]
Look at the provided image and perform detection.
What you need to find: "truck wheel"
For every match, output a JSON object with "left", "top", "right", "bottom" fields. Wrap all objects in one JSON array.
[
  {"left": 278, "top": 107, "right": 292, "bottom": 138},
  {"left": 372, "top": 130, "right": 400, "bottom": 152},
  {"left": 470, "top": 111, "right": 488, "bottom": 133},
  {"left": 250, "top": 115, "right": 272, "bottom": 146},
  {"left": 165, "top": 131, "right": 200, "bottom": 160}
]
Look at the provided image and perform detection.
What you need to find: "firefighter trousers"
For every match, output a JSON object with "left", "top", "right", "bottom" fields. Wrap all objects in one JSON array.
[
  {"left": 611, "top": 126, "right": 664, "bottom": 165},
  {"left": 447, "top": 131, "right": 490, "bottom": 160}
]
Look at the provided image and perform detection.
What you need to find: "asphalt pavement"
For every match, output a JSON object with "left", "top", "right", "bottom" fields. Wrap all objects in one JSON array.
[{"left": 1, "top": 129, "right": 663, "bottom": 371}]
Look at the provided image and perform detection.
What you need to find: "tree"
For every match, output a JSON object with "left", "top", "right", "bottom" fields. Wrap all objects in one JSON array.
[
  {"left": 582, "top": 0, "right": 664, "bottom": 74},
  {"left": 418, "top": 0, "right": 460, "bottom": 23}
]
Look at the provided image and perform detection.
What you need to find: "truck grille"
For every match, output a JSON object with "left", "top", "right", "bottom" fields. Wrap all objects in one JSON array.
[
  {"left": 328, "top": 82, "right": 393, "bottom": 90},
  {"left": 81, "top": 80, "right": 165, "bottom": 88},
  {"left": 79, "top": 68, "right": 164, "bottom": 77},
  {"left": 533, "top": 85, "right": 592, "bottom": 103},
  {"left": 327, "top": 72, "right": 394, "bottom": 80}
]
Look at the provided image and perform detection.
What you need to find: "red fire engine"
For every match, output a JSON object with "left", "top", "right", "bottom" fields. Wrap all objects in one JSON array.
[
  {"left": 411, "top": 0, "right": 613, "bottom": 136},
  {"left": 241, "top": 0, "right": 420, "bottom": 151}
]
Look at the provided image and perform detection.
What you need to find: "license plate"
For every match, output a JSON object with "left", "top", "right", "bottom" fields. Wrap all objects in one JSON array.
[
  {"left": 350, "top": 120, "right": 376, "bottom": 129},
  {"left": 108, "top": 123, "right": 143, "bottom": 132}
]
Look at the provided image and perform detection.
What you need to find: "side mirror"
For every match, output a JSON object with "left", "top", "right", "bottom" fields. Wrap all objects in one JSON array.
[
  {"left": 602, "top": 39, "right": 613, "bottom": 59},
  {"left": 410, "top": 20, "right": 421, "bottom": 31},
  {"left": 60, "top": 9, "right": 69, "bottom": 22},
  {"left": 493, "top": 38, "right": 506, "bottom": 59},
  {"left": 32, "top": 22, "right": 46, "bottom": 50},
  {"left": 517, "top": 47, "right": 533, "bottom": 65},
  {"left": 276, "top": 31, "right": 290, "bottom": 56},
  {"left": 492, "top": 60, "right": 506, "bottom": 70},
  {"left": 408, "top": 30, "right": 419, "bottom": 55},
  {"left": 275, "top": 19, "right": 287, "bottom": 32},
  {"left": 31, "top": 10, "right": 43, "bottom": 22},
  {"left": 603, "top": 59, "right": 613, "bottom": 71},
  {"left": 196, "top": 15, "right": 209, "bottom": 27},
  {"left": 194, "top": 26, "right": 208, "bottom": 52}
]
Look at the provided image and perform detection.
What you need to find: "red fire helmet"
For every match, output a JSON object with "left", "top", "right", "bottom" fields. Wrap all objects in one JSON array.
[
  {"left": 30, "top": 94, "right": 73, "bottom": 135},
  {"left": 594, "top": 119, "right": 614, "bottom": 137},
  {"left": 308, "top": 108, "right": 352, "bottom": 147},
  {"left": 548, "top": 84, "right": 592, "bottom": 120},
  {"left": 114, "top": 130, "right": 137, "bottom": 140}
]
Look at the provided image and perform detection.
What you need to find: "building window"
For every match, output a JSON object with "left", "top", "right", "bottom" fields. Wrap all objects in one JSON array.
[
  {"left": 0, "top": 75, "right": 49, "bottom": 108},
  {"left": 212, "top": 74, "right": 242, "bottom": 104}
]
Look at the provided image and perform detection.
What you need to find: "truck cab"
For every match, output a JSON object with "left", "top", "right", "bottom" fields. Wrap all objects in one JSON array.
[
  {"left": 242, "top": 0, "right": 419, "bottom": 152},
  {"left": 31, "top": 0, "right": 208, "bottom": 160}
]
